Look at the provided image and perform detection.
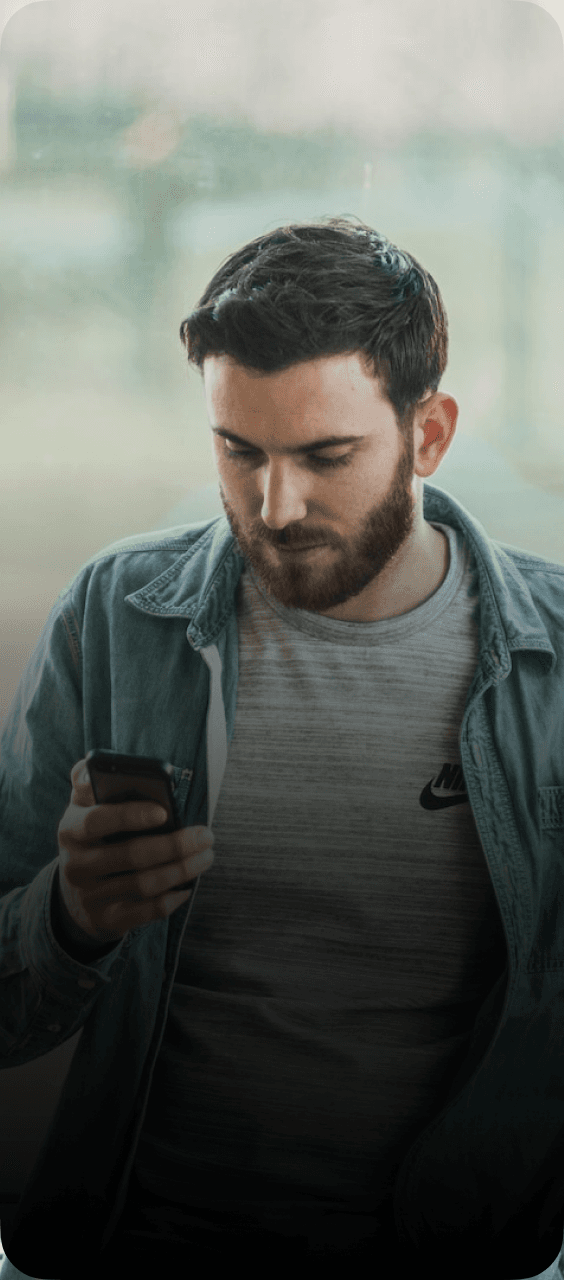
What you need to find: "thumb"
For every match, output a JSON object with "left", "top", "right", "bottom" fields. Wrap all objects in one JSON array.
[{"left": 70, "top": 758, "right": 96, "bottom": 808}]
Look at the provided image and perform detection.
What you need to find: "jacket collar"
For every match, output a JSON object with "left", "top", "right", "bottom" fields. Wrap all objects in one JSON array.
[
  {"left": 125, "top": 483, "right": 556, "bottom": 674},
  {"left": 125, "top": 515, "right": 245, "bottom": 648},
  {"left": 423, "top": 483, "right": 556, "bottom": 678}
]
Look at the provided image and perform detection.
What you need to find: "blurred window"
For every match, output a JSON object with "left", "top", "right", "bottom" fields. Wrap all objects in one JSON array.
[{"left": 0, "top": 0, "right": 563, "bottom": 727}]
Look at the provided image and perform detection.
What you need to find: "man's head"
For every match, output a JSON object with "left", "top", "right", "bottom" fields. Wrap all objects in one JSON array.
[{"left": 179, "top": 218, "right": 457, "bottom": 618}]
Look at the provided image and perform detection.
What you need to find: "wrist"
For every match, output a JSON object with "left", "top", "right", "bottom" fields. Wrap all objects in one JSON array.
[{"left": 51, "top": 867, "right": 121, "bottom": 962}]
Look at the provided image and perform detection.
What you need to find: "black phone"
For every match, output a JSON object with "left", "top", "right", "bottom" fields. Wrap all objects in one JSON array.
[
  {"left": 85, "top": 751, "right": 196, "bottom": 891},
  {"left": 85, "top": 750, "right": 179, "bottom": 845}
]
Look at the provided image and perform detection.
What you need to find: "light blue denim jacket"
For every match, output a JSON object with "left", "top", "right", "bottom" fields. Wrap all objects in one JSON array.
[{"left": 2, "top": 481, "right": 564, "bottom": 1280}]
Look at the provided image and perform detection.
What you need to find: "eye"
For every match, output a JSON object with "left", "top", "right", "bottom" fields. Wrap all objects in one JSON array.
[
  {"left": 308, "top": 454, "right": 352, "bottom": 469},
  {"left": 221, "top": 442, "right": 353, "bottom": 470},
  {"left": 222, "top": 444, "right": 256, "bottom": 460}
]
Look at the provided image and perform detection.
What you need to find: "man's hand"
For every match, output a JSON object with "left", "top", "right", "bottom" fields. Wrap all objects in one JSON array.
[{"left": 56, "top": 758, "right": 214, "bottom": 948}]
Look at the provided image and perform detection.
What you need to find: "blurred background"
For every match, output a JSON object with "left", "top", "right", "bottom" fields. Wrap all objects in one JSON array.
[
  {"left": 1, "top": 0, "right": 564, "bottom": 731},
  {"left": 0, "top": 0, "right": 564, "bottom": 1212}
]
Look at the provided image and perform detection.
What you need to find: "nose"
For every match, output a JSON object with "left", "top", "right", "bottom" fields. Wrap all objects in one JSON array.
[{"left": 260, "top": 460, "right": 309, "bottom": 529}]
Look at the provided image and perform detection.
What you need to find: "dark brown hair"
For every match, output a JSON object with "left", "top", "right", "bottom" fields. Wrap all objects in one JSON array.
[{"left": 180, "top": 216, "right": 448, "bottom": 434}]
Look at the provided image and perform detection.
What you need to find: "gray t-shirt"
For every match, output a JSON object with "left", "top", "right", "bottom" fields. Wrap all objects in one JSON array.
[{"left": 134, "top": 522, "right": 506, "bottom": 1248}]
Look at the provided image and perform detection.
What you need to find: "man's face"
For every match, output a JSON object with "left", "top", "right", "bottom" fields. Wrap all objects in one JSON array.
[{"left": 203, "top": 352, "right": 418, "bottom": 614}]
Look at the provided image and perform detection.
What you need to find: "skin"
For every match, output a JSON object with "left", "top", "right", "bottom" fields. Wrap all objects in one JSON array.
[
  {"left": 203, "top": 352, "right": 458, "bottom": 621},
  {"left": 55, "top": 763, "right": 215, "bottom": 953}
]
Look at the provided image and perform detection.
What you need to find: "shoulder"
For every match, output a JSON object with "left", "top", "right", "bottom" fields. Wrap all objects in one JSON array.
[
  {"left": 492, "top": 537, "right": 564, "bottom": 587},
  {"left": 55, "top": 515, "right": 232, "bottom": 607},
  {"left": 85, "top": 516, "right": 225, "bottom": 563}
]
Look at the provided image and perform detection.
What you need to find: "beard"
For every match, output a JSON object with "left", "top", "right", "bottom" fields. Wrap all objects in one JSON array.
[{"left": 219, "top": 431, "right": 416, "bottom": 613}]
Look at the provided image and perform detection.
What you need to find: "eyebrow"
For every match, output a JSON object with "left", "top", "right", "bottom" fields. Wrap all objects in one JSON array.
[{"left": 211, "top": 427, "right": 365, "bottom": 454}]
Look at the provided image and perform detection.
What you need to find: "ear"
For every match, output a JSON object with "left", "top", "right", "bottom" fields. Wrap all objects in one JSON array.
[{"left": 413, "top": 393, "right": 458, "bottom": 478}]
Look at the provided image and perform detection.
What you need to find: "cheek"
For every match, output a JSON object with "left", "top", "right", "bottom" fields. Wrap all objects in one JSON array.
[
  {"left": 334, "top": 467, "right": 375, "bottom": 506},
  {"left": 216, "top": 465, "right": 256, "bottom": 516},
  {"left": 213, "top": 450, "right": 240, "bottom": 493}
]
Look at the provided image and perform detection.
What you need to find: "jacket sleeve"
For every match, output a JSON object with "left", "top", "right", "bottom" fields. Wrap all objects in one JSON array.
[{"left": 0, "top": 588, "right": 124, "bottom": 1069}]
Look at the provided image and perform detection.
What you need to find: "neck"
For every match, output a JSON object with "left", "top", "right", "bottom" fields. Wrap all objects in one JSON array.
[{"left": 321, "top": 510, "right": 449, "bottom": 623}]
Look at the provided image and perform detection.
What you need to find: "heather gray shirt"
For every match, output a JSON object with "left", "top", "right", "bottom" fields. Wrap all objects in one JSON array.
[{"left": 134, "top": 521, "right": 506, "bottom": 1246}]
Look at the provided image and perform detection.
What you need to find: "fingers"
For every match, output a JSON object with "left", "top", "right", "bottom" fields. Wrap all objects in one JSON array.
[
  {"left": 59, "top": 759, "right": 216, "bottom": 939},
  {"left": 107, "top": 842, "right": 215, "bottom": 902},
  {"left": 63, "top": 798, "right": 168, "bottom": 847},
  {"left": 59, "top": 801, "right": 213, "bottom": 881},
  {"left": 63, "top": 833, "right": 214, "bottom": 921},
  {"left": 93, "top": 823, "right": 214, "bottom": 882}
]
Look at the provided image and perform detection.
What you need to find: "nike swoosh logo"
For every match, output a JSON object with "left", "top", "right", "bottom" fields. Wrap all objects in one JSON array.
[{"left": 419, "top": 781, "right": 469, "bottom": 810}]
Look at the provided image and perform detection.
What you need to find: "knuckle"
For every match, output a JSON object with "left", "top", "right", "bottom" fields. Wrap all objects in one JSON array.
[
  {"left": 57, "top": 817, "right": 69, "bottom": 843},
  {"left": 81, "top": 809, "right": 100, "bottom": 841}
]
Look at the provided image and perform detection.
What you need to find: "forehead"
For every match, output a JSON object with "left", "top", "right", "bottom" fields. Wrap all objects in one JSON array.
[{"left": 203, "top": 352, "right": 390, "bottom": 416}]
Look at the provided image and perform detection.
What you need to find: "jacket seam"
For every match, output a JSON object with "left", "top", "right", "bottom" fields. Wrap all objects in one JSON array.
[{"left": 60, "top": 604, "right": 82, "bottom": 674}]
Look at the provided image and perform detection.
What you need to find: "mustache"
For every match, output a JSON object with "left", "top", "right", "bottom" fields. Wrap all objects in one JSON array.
[{"left": 252, "top": 525, "right": 333, "bottom": 548}]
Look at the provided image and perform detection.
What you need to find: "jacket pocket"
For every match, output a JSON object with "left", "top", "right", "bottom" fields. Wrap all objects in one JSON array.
[{"left": 538, "top": 786, "right": 564, "bottom": 830}]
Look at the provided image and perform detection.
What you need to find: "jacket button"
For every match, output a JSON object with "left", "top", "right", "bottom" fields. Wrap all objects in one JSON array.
[{"left": 78, "top": 977, "right": 96, "bottom": 989}]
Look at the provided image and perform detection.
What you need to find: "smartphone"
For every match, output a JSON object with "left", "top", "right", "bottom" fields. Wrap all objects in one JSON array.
[
  {"left": 85, "top": 750, "right": 198, "bottom": 891},
  {"left": 85, "top": 749, "right": 177, "bottom": 837}
]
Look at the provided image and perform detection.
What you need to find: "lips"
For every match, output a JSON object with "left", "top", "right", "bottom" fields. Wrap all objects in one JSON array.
[{"left": 276, "top": 543, "right": 325, "bottom": 552}]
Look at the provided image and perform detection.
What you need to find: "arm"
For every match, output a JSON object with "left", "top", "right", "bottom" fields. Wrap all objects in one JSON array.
[{"left": 0, "top": 585, "right": 122, "bottom": 1066}]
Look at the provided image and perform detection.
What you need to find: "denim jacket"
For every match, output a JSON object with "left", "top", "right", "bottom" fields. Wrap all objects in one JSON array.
[{"left": 2, "top": 480, "right": 564, "bottom": 1280}]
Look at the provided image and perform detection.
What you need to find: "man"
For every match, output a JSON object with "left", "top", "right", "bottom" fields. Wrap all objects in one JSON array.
[{"left": 1, "top": 218, "right": 564, "bottom": 1280}]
